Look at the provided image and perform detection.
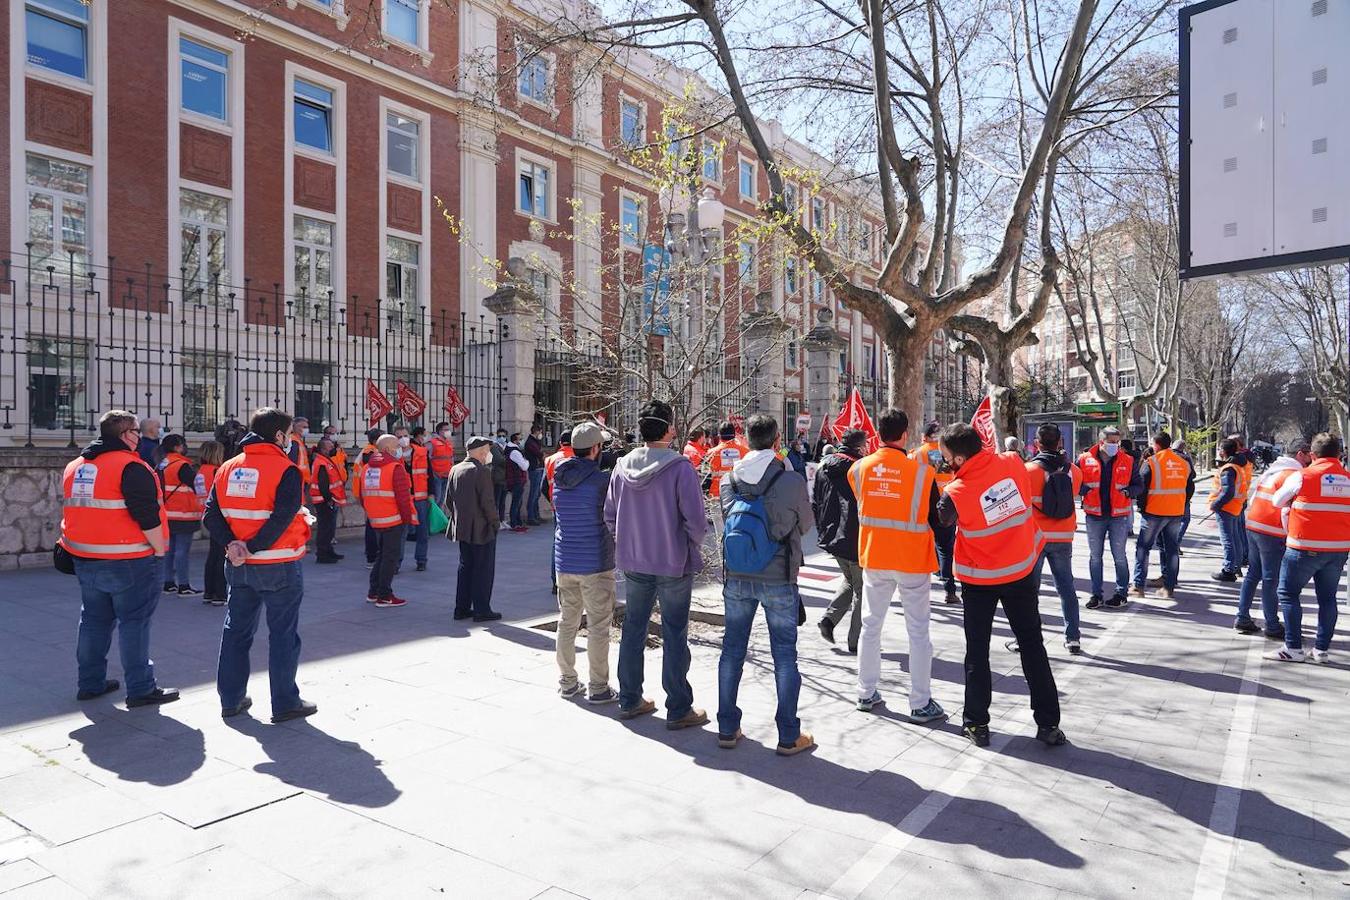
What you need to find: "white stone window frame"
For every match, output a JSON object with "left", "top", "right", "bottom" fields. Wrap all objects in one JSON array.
[
  {"left": 619, "top": 190, "right": 644, "bottom": 252},
  {"left": 291, "top": 211, "right": 339, "bottom": 314},
  {"left": 178, "top": 184, "right": 233, "bottom": 298},
  {"left": 381, "top": 97, "right": 428, "bottom": 188},
  {"left": 285, "top": 0, "right": 351, "bottom": 31},
  {"left": 737, "top": 155, "right": 756, "bottom": 201},
  {"left": 291, "top": 74, "right": 340, "bottom": 161},
  {"left": 177, "top": 35, "right": 232, "bottom": 128},
  {"left": 515, "top": 147, "right": 557, "bottom": 224},
  {"left": 283, "top": 62, "right": 346, "bottom": 309},
  {"left": 382, "top": 228, "right": 427, "bottom": 331},
  {"left": 618, "top": 93, "right": 645, "bottom": 148},
  {"left": 737, "top": 239, "right": 756, "bottom": 282},
  {"left": 23, "top": 151, "right": 92, "bottom": 276},
  {"left": 514, "top": 37, "right": 555, "bottom": 113},
  {"left": 23, "top": 0, "right": 93, "bottom": 88},
  {"left": 380, "top": 0, "right": 433, "bottom": 65}
]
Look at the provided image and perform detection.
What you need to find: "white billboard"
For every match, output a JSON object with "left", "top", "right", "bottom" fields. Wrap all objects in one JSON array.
[{"left": 1180, "top": 0, "right": 1350, "bottom": 279}]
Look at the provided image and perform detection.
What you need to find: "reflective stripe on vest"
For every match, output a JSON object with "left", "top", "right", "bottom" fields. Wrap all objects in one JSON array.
[
  {"left": 1291, "top": 500, "right": 1350, "bottom": 513},
  {"left": 61, "top": 451, "right": 166, "bottom": 560},
  {"left": 63, "top": 497, "right": 128, "bottom": 509},
  {"left": 962, "top": 507, "right": 1032, "bottom": 539},
  {"left": 857, "top": 515, "right": 929, "bottom": 533},
  {"left": 62, "top": 538, "right": 153, "bottom": 555},
  {"left": 166, "top": 510, "right": 202, "bottom": 520},
  {"left": 954, "top": 543, "right": 1042, "bottom": 581},
  {"left": 1286, "top": 536, "right": 1350, "bottom": 551},
  {"left": 367, "top": 513, "right": 403, "bottom": 527},
  {"left": 249, "top": 546, "right": 307, "bottom": 561},
  {"left": 222, "top": 508, "right": 272, "bottom": 520},
  {"left": 1247, "top": 519, "right": 1287, "bottom": 537}
]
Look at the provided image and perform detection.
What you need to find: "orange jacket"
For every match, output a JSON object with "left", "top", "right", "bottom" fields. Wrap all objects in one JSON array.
[
  {"left": 61, "top": 450, "right": 167, "bottom": 559},
  {"left": 947, "top": 451, "right": 1044, "bottom": 585},
  {"left": 1211, "top": 462, "right": 1249, "bottom": 516},
  {"left": 910, "top": 440, "right": 953, "bottom": 489},
  {"left": 309, "top": 453, "right": 348, "bottom": 505},
  {"left": 707, "top": 440, "right": 748, "bottom": 497},
  {"left": 194, "top": 463, "right": 217, "bottom": 513},
  {"left": 1025, "top": 457, "right": 1082, "bottom": 542},
  {"left": 1078, "top": 449, "right": 1134, "bottom": 518},
  {"left": 409, "top": 443, "right": 430, "bottom": 501},
  {"left": 1141, "top": 448, "right": 1189, "bottom": 517},
  {"left": 362, "top": 456, "right": 417, "bottom": 528},
  {"left": 683, "top": 441, "right": 707, "bottom": 468},
  {"left": 1285, "top": 458, "right": 1350, "bottom": 552},
  {"left": 849, "top": 446, "right": 935, "bottom": 573},
  {"left": 161, "top": 452, "right": 201, "bottom": 523},
  {"left": 214, "top": 442, "right": 310, "bottom": 564},
  {"left": 429, "top": 435, "right": 455, "bottom": 477}
]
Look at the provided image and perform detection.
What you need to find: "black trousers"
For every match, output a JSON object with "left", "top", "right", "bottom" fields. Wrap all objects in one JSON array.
[
  {"left": 364, "top": 521, "right": 378, "bottom": 564},
  {"left": 369, "top": 525, "right": 406, "bottom": 599},
  {"left": 204, "top": 539, "right": 227, "bottom": 600},
  {"left": 960, "top": 572, "right": 1060, "bottom": 729},
  {"left": 314, "top": 503, "right": 337, "bottom": 559},
  {"left": 455, "top": 539, "right": 497, "bottom": 616}
]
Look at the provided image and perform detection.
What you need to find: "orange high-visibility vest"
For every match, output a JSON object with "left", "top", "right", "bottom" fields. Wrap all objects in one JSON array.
[
  {"left": 290, "top": 435, "right": 310, "bottom": 485},
  {"left": 60, "top": 450, "right": 167, "bottom": 559},
  {"left": 308, "top": 453, "right": 348, "bottom": 506},
  {"left": 1285, "top": 458, "right": 1350, "bottom": 552},
  {"left": 683, "top": 441, "right": 706, "bottom": 468},
  {"left": 429, "top": 435, "right": 455, "bottom": 477},
  {"left": 1078, "top": 449, "right": 1134, "bottom": 517},
  {"left": 1211, "top": 462, "right": 1247, "bottom": 516},
  {"left": 1246, "top": 466, "right": 1292, "bottom": 538},
  {"left": 1142, "top": 448, "right": 1189, "bottom": 517},
  {"left": 351, "top": 443, "right": 377, "bottom": 501},
  {"left": 193, "top": 462, "right": 217, "bottom": 514},
  {"left": 361, "top": 461, "right": 415, "bottom": 528},
  {"left": 1025, "top": 458, "right": 1082, "bottom": 542},
  {"left": 911, "top": 440, "right": 953, "bottom": 490},
  {"left": 409, "top": 443, "right": 429, "bottom": 501},
  {"left": 160, "top": 452, "right": 201, "bottom": 523},
  {"left": 848, "top": 446, "right": 935, "bottom": 573},
  {"left": 331, "top": 445, "right": 348, "bottom": 480},
  {"left": 1240, "top": 460, "right": 1255, "bottom": 507},
  {"left": 946, "top": 451, "right": 1045, "bottom": 585},
  {"left": 214, "top": 442, "right": 310, "bottom": 564},
  {"left": 707, "top": 441, "right": 746, "bottom": 498}
]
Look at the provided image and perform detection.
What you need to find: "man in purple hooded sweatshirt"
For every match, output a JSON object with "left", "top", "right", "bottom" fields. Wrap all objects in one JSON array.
[{"left": 605, "top": 398, "right": 710, "bottom": 728}]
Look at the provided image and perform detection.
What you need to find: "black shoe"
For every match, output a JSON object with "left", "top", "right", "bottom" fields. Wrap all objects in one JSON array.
[
  {"left": 163, "top": 582, "right": 177, "bottom": 594},
  {"left": 127, "top": 687, "right": 180, "bottom": 708},
  {"left": 1085, "top": 595, "right": 1103, "bottom": 610},
  {"left": 222, "top": 696, "right": 253, "bottom": 718},
  {"left": 963, "top": 723, "right": 991, "bottom": 747},
  {"left": 1036, "top": 726, "right": 1069, "bottom": 747},
  {"left": 473, "top": 611, "right": 503, "bottom": 622},
  {"left": 818, "top": 619, "right": 836, "bottom": 645},
  {"left": 76, "top": 679, "right": 119, "bottom": 701},
  {"left": 176, "top": 584, "right": 203, "bottom": 596},
  {"left": 944, "top": 585, "right": 960, "bottom": 604},
  {"left": 416, "top": 562, "right": 427, "bottom": 572},
  {"left": 1235, "top": 620, "right": 1261, "bottom": 635},
  {"left": 551, "top": 584, "right": 558, "bottom": 594},
  {"left": 1210, "top": 570, "right": 1237, "bottom": 583},
  {"left": 1104, "top": 593, "right": 1128, "bottom": 609},
  {"left": 316, "top": 557, "right": 339, "bottom": 565},
  {"left": 453, "top": 610, "right": 473, "bottom": 621},
  {"left": 332, "top": 552, "right": 345, "bottom": 560},
  {"left": 271, "top": 700, "right": 318, "bottom": 723}
]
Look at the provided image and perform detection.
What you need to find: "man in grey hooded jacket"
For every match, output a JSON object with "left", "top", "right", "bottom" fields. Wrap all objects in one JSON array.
[{"left": 605, "top": 399, "right": 710, "bottom": 727}]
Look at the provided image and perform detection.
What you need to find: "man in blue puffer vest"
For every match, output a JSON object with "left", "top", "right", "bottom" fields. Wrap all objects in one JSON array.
[{"left": 552, "top": 421, "right": 618, "bottom": 703}]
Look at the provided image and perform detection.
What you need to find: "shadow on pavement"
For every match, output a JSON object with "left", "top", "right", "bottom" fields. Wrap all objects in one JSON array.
[
  {"left": 225, "top": 715, "right": 402, "bottom": 808},
  {"left": 71, "top": 708, "right": 205, "bottom": 786}
]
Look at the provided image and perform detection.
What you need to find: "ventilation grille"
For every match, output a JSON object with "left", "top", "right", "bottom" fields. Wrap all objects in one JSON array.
[
  {"left": 1223, "top": 222, "right": 1238, "bottom": 238},
  {"left": 1223, "top": 92, "right": 1238, "bottom": 108},
  {"left": 1313, "top": 207, "right": 1328, "bottom": 224},
  {"left": 1223, "top": 27, "right": 1238, "bottom": 43},
  {"left": 1313, "top": 67, "right": 1328, "bottom": 86},
  {"left": 1313, "top": 0, "right": 1328, "bottom": 16},
  {"left": 1313, "top": 137, "right": 1328, "bottom": 154},
  {"left": 1223, "top": 156, "right": 1238, "bottom": 172}
]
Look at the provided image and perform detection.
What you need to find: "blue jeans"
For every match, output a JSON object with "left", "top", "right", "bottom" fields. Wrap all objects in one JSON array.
[
  {"left": 412, "top": 499, "right": 430, "bottom": 565},
  {"left": 1277, "top": 549, "right": 1346, "bottom": 651},
  {"left": 1085, "top": 515, "right": 1129, "bottom": 598},
  {"left": 618, "top": 571, "right": 695, "bottom": 718},
  {"left": 1237, "top": 530, "right": 1284, "bottom": 632},
  {"left": 429, "top": 474, "right": 448, "bottom": 507},
  {"left": 75, "top": 555, "right": 161, "bottom": 698},
  {"left": 508, "top": 484, "right": 525, "bottom": 528},
  {"left": 527, "top": 469, "right": 545, "bottom": 522},
  {"left": 1133, "top": 514, "right": 1182, "bottom": 590},
  {"left": 933, "top": 522, "right": 957, "bottom": 590},
  {"left": 718, "top": 579, "right": 801, "bottom": 746},
  {"left": 217, "top": 561, "right": 305, "bottom": 713},
  {"left": 163, "top": 530, "right": 193, "bottom": 586},
  {"left": 1216, "top": 510, "right": 1243, "bottom": 573},
  {"left": 1237, "top": 510, "right": 1249, "bottom": 566},
  {"left": 1178, "top": 506, "right": 1191, "bottom": 546},
  {"left": 1034, "top": 542, "right": 1080, "bottom": 641}
]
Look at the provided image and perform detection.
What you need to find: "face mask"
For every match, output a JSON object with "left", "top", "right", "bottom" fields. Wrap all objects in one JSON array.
[
  {"left": 496, "top": 436, "right": 507, "bottom": 445},
  {"left": 300, "top": 429, "right": 309, "bottom": 440},
  {"left": 1102, "top": 443, "right": 1119, "bottom": 457},
  {"left": 440, "top": 430, "right": 450, "bottom": 439},
  {"left": 282, "top": 437, "right": 294, "bottom": 455},
  {"left": 398, "top": 436, "right": 410, "bottom": 447}
]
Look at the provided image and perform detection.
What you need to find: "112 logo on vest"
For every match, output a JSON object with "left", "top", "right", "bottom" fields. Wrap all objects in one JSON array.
[
  {"left": 980, "top": 477, "right": 1026, "bottom": 525},
  {"left": 194, "top": 473, "right": 208, "bottom": 496},
  {"left": 71, "top": 464, "right": 98, "bottom": 499},
  {"left": 226, "top": 468, "right": 260, "bottom": 498},
  {"left": 1321, "top": 474, "right": 1350, "bottom": 498},
  {"left": 364, "top": 467, "right": 383, "bottom": 491}
]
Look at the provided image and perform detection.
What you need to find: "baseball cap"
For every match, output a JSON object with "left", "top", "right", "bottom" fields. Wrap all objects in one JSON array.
[{"left": 570, "top": 421, "right": 609, "bottom": 451}]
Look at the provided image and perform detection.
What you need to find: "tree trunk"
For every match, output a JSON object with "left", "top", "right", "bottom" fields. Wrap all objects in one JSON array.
[
  {"left": 885, "top": 325, "right": 935, "bottom": 423},
  {"left": 982, "top": 342, "right": 1017, "bottom": 448}
]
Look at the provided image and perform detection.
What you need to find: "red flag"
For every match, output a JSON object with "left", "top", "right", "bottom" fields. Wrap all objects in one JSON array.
[
  {"left": 365, "top": 379, "right": 393, "bottom": 427},
  {"left": 443, "top": 386, "right": 470, "bottom": 428},
  {"left": 831, "top": 388, "right": 879, "bottom": 453},
  {"left": 971, "top": 395, "right": 997, "bottom": 453},
  {"left": 395, "top": 380, "right": 427, "bottom": 421}
]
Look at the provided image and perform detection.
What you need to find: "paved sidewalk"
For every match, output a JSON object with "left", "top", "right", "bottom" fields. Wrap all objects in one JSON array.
[{"left": 1, "top": 502, "right": 1348, "bottom": 898}]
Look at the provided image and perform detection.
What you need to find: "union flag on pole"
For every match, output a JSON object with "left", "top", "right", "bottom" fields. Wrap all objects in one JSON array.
[
  {"left": 365, "top": 379, "right": 393, "bottom": 427},
  {"left": 831, "top": 388, "right": 880, "bottom": 453},
  {"left": 971, "top": 394, "right": 997, "bottom": 453},
  {"left": 443, "top": 386, "right": 470, "bottom": 428},
  {"left": 395, "top": 380, "right": 427, "bottom": 421}
]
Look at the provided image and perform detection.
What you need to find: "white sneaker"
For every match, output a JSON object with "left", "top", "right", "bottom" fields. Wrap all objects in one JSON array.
[
  {"left": 1264, "top": 647, "right": 1306, "bottom": 663},
  {"left": 1308, "top": 649, "right": 1330, "bottom": 664}
]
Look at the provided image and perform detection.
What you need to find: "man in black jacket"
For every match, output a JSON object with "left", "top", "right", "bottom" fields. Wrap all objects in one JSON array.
[{"left": 813, "top": 429, "right": 867, "bottom": 653}]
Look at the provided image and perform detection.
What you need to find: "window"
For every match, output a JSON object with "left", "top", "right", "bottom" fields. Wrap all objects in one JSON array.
[
  {"left": 26, "top": 155, "right": 89, "bottom": 274},
  {"left": 620, "top": 99, "right": 642, "bottom": 146},
  {"left": 180, "top": 38, "right": 228, "bottom": 121},
  {"left": 702, "top": 141, "right": 721, "bottom": 181},
  {"left": 294, "top": 361, "right": 333, "bottom": 427},
  {"left": 665, "top": 124, "right": 687, "bottom": 164},
  {"left": 293, "top": 215, "right": 334, "bottom": 314},
  {"left": 859, "top": 222, "right": 871, "bottom": 258},
  {"left": 518, "top": 160, "right": 551, "bottom": 219},
  {"left": 786, "top": 341, "right": 799, "bottom": 369},
  {"left": 737, "top": 241, "right": 755, "bottom": 280},
  {"left": 294, "top": 80, "right": 334, "bottom": 153},
  {"left": 1117, "top": 368, "right": 1137, "bottom": 393},
  {"left": 385, "top": 236, "right": 421, "bottom": 330},
  {"left": 811, "top": 197, "right": 825, "bottom": 231},
  {"left": 27, "top": 337, "right": 88, "bottom": 431},
  {"left": 386, "top": 112, "right": 420, "bottom": 179},
  {"left": 527, "top": 268, "right": 557, "bottom": 319},
  {"left": 620, "top": 195, "right": 643, "bottom": 248},
  {"left": 182, "top": 351, "right": 228, "bottom": 433},
  {"left": 864, "top": 344, "right": 876, "bottom": 378},
  {"left": 26, "top": 0, "right": 88, "bottom": 79},
  {"left": 181, "top": 189, "right": 230, "bottom": 296},
  {"left": 738, "top": 160, "right": 755, "bottom": 199},
  {"left": 785, "top": 256, "right": 798, "bottom": 294},
  {"left": 385, "top": 0, "right": 419, "bottom": 45},
  {"left": 517, "top": 49, "right": 550, "bottom": 103},
  {"left": 783, "top": 183, "right": 798, "bottom": 212},
  {"left": 812, "top": 271, "right": 825, "bottom": 302}
]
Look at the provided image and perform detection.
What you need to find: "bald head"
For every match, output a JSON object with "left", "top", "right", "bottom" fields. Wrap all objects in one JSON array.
[{"left": 375, "top": 434, "right": 400, "bottom": 455}]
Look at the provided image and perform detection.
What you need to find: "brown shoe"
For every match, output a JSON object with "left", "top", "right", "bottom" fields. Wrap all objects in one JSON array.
[
  {"left": 717, "top": 728, "right": 743, "bottom": 749},
  {"left": 776, "top": 732, "right": 815, "bottom": 757},
  {"left": 1128, "top": 586, "right": 1146, "bottom": 598},
  {"left": 1155, "top": 587, "right": 1174, "bottom": 600},
  {"left": 619, "top": 698, "right": 656, "bottom": 720},
  {"left": 666, "top": 708, "right": 709, "bottom": 731}
]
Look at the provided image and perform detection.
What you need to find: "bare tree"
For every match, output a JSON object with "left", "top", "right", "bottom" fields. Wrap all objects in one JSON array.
[{"left": 1262, "top": 266, "right": 1350, "bottom": 438}]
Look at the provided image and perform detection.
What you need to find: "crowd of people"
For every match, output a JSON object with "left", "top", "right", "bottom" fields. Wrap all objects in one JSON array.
[{"left": 56, "top": 399, "right": 1347, "bottom": 747}]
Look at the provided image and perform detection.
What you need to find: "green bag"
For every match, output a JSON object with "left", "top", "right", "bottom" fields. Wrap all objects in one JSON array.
[{"left": 427, "top": 500, "right": 450, "bottom": 536}]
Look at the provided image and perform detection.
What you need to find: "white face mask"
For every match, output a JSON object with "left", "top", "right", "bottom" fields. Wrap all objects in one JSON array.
[
  {"left": 300, "top": 428, "right": 309, "bottom": 440},
  {"left": 282, "top": 437, "right": 294, "bottom": 455},
  {"left": 1102, "top": 443, "right": 1119, "bottom": 457},
  {"left": 439, "top": 430, "right": 450, "bottom": 439},
  {"left": 398, "top": 436, "right": 410, "bottom": 447}
]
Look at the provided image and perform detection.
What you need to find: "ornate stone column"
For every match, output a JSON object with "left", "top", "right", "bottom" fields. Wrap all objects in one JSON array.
[
  {"left": 484, "top": 258, "right": 542, "bottom": 435},
  {"left": 741, "top": 292, "right": 788, "bottom": 421},
  {"left": 803, "top": 307, "right": 847, "bottom": 426}
]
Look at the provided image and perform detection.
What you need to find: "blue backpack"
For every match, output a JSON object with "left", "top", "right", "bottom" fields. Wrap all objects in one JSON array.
[{"left": 723, "top": 468, "right": 786, "bottom": 573}]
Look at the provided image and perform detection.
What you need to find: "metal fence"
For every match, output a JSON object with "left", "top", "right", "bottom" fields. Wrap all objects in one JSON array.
[{"left": 1, "top": 249, "right": 502, "bottom": 448}]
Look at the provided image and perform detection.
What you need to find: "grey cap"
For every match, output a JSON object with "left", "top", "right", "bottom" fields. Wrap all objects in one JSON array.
[
  {"left": 570, "top": 421, "right": 608, "bottom": 451},
  {"left": 1102, "top": 426, "right": 1122, "bottom": 437},
  {"left": 466, "top": 435, "right": 493, "bottom": 451}
]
